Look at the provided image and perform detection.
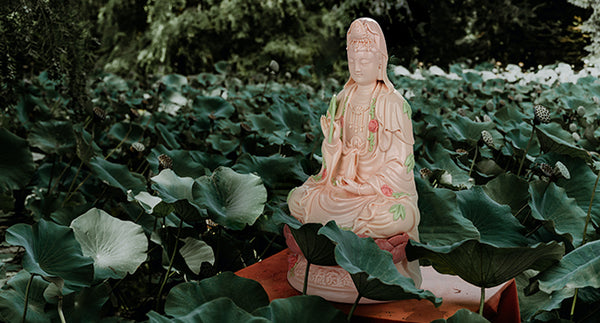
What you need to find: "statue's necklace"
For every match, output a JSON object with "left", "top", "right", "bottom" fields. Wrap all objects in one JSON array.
[{"left": 344, "top": 84, "right": 380, "bottom": 152}]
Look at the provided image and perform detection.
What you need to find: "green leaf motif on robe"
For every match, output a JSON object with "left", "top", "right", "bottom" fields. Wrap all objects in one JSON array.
[
  {"left": 405, "top": 153, "right": 415, "bottom": 173},
  {"left": 390, "top": 204, "right": 406, "bottom": 221},
  {"left": 403, "top": 100, "right": 412, "bottom": 119}
]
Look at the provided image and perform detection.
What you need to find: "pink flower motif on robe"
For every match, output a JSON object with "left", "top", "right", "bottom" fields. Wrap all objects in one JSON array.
[
  {"left": 381, "top": 184, "right": 393, "bottom": 197},
  {"left": 340, "top": 116, "right": 344, "bottom": 128},
  {"left": 368, "top": 119, "right": 379, "bottom": 132},
  {"left": 322, "top": 168, "right": 327, "bottom": 178}
]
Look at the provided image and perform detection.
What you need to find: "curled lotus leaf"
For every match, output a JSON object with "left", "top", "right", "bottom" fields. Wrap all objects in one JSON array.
[{"left": 318, "top": 221, "right": 442, "bottom": 306}]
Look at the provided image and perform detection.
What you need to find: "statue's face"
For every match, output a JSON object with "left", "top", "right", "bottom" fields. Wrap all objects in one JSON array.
[{"left": 347, "top": 48, "right": 379, "bottom": 86}]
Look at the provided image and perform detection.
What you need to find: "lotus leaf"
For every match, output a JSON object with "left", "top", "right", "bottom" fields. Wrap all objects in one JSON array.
[
  {"left": 482, "top": 173, "right": 529, "bottom": 214},
  {"left": 160, "top": 74, "right": 188, "bottom": 88},
  {"left": 107, "top": 122, "right": 144, "bottom": 146},
  {"left": 127, "top": 191, "right": 174, "bottom": 218},
  {"left": 516, "top": 270, "right": 573, "bottom": 322},
  {"left": 0, "top": 270, "right": 50, "bottom": 323},
  {"left": 194, "top": 167, "right": 267, "bottom": 230},
  {"left": 529, "top": 181, "right": 588, "bottom": 247},
  {"left": 444, "top": 115, "right": 494, "bottom": 146},
  {"left": 253, "top": 295, "right": 346, "bottom": 323},
  {"left": 178, "top": 237, "right": 215, "bottom": 274},
  {"left": 192, "top": 96, "right": 235, "bottom": 120},
  {"left": 282, "top": 219, "right": 336, "bottom": 266},
  {"left": 151, "top": 297, "right": 268, "bottom": 323},
  {"left": 415, "top": 178, "right": 479, "bottom": 246},
  {"left": 538, "top": 239, "right": 600, "bottom": 294},
  {"left": 151, "top": 169, "right": 195, "bottom": 203},
  {"left": 430, "top": 308, "right": 490, "bottom": 323},
  {"left": 28, "top": 120, "right": 76, "bottom": 155},
  {"left": 70, "top": 208, "right": 148, "bottom": 280},
  {"left": 206, "top": 133, "right": 240, "bottom": 155},
  {"left": 0, "top": 128, "right": 35, "bottom": 191},
  {"left": 5, "top": 219, "right": 94, "bottom": 292},
  {"left": 536, "top": 123, "right": 591, "bottom": 162},
  {"left": 147, "top": 146, "right": 207, "bottom": 179},
  {"left": 89, "top": 157, "right": 146, "bottom": 195},
  {"left": 409, "top": 240, "right": 564, "bottom": 288},
  {"left": 318, "top": 221, "right": 442, "bottom": 305},
  {"left": 164, "top": 272, "right": 269, "bottom": 316},
  {"left": 419, "top": 145, "right": 472, "bottom": 188},
  {"left": 233, "top": 154, "right": 307, "bottom": 190},
  {"left": 155, "top": 123, "right": 181, "bottom": 149}
]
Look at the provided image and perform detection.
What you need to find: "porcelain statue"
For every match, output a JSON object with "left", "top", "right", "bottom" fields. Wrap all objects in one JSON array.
[{"left": 286, "top": 17, "right": 422, "bottom": 303}]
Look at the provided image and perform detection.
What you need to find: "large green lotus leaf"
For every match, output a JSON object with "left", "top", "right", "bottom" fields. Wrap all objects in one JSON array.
[
  {"left": 245, "top": 113, "right": 278, "bottom": 134},
  {"left": 194, "top": 167, "right": 267, "bottom": 230},
  {"left": 70, "top": 208, "right": 148, "bottom": 280},
  {"left": 178, "top": 237, "right": 215, "bottom": 275},
  {"left": 253, "top": 295, "right": 346, "bottom": 323},
  {"left": 5, "top": 219, "right": 94, "bottom": 292},
  {"left": 415, "top": 177, "right": 479, "bottom": 247},
  {"left": 164, "top": 272, "right": 269, "bottom": 316},
  {"left": 89, "top": 157, "right": 146, "bottom": 195},
  {"left": 0, "top": 128, "right": 35, "bottom": 191},
  {"left": 0, "top": 270, "right": 50, "bottom": 323},
  {"left": 482, "top": 173, "right": 529, "bottom": 214},
  {"left": 233, "top": 154, "right": 307, "bottom": 190},
  {"left": 430, "top": 308, "right": 490, "bottom": 323},
  {"left": 529, "top": 181, "right": 588, "bottom": 247},
  {"left": 192, "top": 96, "right": 235, "bottom": 120},
  {"left": 147, "top": 145, "right": 207, "bottom": 178},
  {"left": 493, "top": 106, "right": 528, "bottom": 131},
  {"left": 515, "top": 270, "right": 573, "bottom": 322},
  {"left": 270, "top": 97, "right": 306, "bottom": 132},
  {"left": 456, "top": 187, "right": 530, "bottom": 247},
  {"left": 206, "top": 133, "right": 239, "bottom": 155},
  {"left": 538, "top": 239, "right": 600, "bottom": 294},
  {"left": 536, "top": 123, "right": 591, "bottom": 162},
  {"left": 538, "top": 154, "right": 600, "bottom": 230},
  {"left": 151, "top": 298, "right": 269, "bottom": 323},
  {"left": 188, "top": 150, "right": 232, "bottom": 172},
  {"left": 155, "top": 123, "right": 181, "bottom": 149},
  {"left": 161, "top": 74, "right": 188, "bottom": 88},
  {"left": 107, "top": 122, "right": 144, "bottom": 146},
  {"left": 28, "top": 120, "right": 76, "bottom": 155},
  {"left": 443, "top": 115, "right": 494, "bottom": 146},
  {"left": 151, "top": 169, "right": 195, "bottom": 203},
  {"left": 408, "top": 240, "right": 564, "bottom": 288},
  {"left": 318, "top": 222, "right": 442, "bottom": 305},
  {"left": 127, "top": 191, "right": 174, "bottom": 218}
]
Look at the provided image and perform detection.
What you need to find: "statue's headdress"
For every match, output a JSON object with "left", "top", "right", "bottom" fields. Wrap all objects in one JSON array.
[{"left": 344, "top": 18, "right": 394, "bottom": 93}]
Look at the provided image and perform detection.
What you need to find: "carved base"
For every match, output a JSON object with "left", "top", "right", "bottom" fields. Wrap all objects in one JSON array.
[{"left": 287, "top": 253, "right": 387, "bottom": 304}]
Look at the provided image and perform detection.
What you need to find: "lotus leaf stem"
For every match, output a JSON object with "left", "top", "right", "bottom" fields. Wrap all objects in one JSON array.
[
  {"left": 58, "top": 297, "right": 66, "bottom": 323},
  {"left": 22, "top": 273, "right": 34, "bottom": 323},
  {"left": 348, "top": 294, "right": 361, "bottom": 321},
  {"left": 156, "top": 217, "right": 183, "bottom": 309},
  {"left": 517, "top": 125, "right": 536, "bottom": 177},
  {"left": 302, "top": 261, "right": 311, "bottom": 295},
  {"left": 49, "top": 157, "right": 72, "bottom": 196},
  {"left": 479, "top": 286, "right": 485, "bottom": 316},
  {"left": 63, "top": 159, "right": 84, "bottom": 205},
  {"left": 468, "top": 145, "right": 478, "bottom": 179},
  {"left": 571, "top": 168, "right": 599, "bottom": 319},
  {"left": 105, "top": 124, "right": 131, "bottom": 160}
]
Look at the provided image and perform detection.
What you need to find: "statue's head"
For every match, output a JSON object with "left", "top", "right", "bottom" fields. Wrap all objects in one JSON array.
[{"left": 345, "top": 18, "right": 393, "bottom": 92}]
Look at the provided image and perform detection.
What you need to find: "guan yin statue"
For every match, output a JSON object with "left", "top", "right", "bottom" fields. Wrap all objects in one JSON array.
[{"left": 286, "top": 17, "right": 422, "bottom": 303}]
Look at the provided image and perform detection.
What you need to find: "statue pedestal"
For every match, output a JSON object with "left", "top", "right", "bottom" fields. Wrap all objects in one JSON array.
[{"left": 236, "top": 249, "right": 521, "bottom": 323}]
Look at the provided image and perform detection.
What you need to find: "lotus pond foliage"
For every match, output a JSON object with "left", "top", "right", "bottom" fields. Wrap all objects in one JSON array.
[{"left": 1, "top": 62, "right": 600, "bottom": 322}]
